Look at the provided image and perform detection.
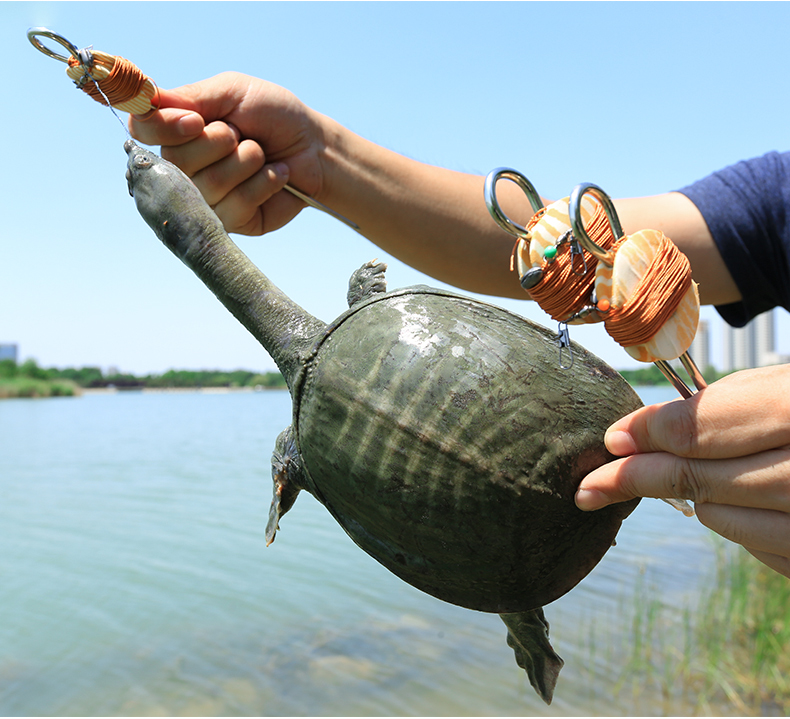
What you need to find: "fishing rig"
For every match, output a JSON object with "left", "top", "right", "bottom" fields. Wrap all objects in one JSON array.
[
  {"left": 27, "top": 27, "right": 360, "bottom": 232},
  {"left": 485, "top": 169, "right": 707, "bottom": 517},
  {"left": 485, "top": 167, "right": 706, "bottom": 398}
]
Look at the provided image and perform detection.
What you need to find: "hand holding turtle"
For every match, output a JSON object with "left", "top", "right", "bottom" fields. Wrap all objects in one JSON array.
[
  {"left": 129, "top": 71, "right": 327, "bottom": 234},
  {"left": 575, "top": 365, "right": 790, "bottom": 578}
]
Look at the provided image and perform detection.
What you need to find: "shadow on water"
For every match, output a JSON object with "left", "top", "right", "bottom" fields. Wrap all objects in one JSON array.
[{"left": 1, "top": 387, "right": 785, "bottom": 715}]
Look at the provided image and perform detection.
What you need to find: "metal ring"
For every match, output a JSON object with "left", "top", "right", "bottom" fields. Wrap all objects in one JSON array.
[
  {"left": 484, "top": 167, "right": 544, "bottom": 238},
  {"left": 27, "top": 27, "right": 80, "bottom": 64},
  {"left": 568, "top": 182, "right": 622, "bottom": 267}
]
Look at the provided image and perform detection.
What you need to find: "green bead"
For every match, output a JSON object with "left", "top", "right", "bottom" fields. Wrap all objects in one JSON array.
[{"left": 543, "top": 245, "right": 558, "bottom": 262}]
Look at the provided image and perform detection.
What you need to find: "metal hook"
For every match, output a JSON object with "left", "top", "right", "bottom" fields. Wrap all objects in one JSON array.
[
  {"left": 28, "top": 28, "right": 82, "bottom": 64},
  {"left": 568, "top": 235, "right": 588, "bottom": 277},
  {"left": 568, "top": 182, "right": 621, "bottom": 267},
  {"left": 556, "top": 322, "right": 573, "bottom": 369},
  {"left": 484, "top": 167, "right": 544, "bottom": 238}
]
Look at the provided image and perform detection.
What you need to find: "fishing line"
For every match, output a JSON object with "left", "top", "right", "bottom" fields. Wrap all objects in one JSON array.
[
  {"left": 26, "top": 27, "right": 361, "bottom": 232},
  {"left": 601, "top": 231, "right": 693, "bottom": 348},
  {"left": 569, "top": 181, "right": 707, "bottom": 399},
  {"left": 73, "top": 61, "right": 133, "bottom": 138},
  {"left": 27, "top": 29, "right": 159, "bottom": 125}
]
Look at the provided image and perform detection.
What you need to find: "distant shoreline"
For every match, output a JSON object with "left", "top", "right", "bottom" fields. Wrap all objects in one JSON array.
[
  {"left": 0, "top": 384, "right": 290, "bottom": 400},
  {"left": 80, "top": 386, "right": 287, "bottom": 396},
  {"left": 0, "top": 361, "right": 288, "bottom": 399}
]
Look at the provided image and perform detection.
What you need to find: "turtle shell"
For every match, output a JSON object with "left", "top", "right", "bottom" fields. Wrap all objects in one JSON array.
[{"left": 292, "top": 286, "right": 641, "bottom": 614}]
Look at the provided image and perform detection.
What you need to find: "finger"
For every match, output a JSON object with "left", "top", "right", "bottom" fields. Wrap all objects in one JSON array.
[
  {"left": 604, "top": 365, "right": 790, "bottom": 459},
  {"left": 129, "top": 107, "right": 205, "bottom": 146},
  {"left": 192, "top": 139, "right": 266, "bottom": 207},
  {"left": 160, "top": 121, "right": 240, "bottom": 177},
  {"left": 213, "top": 163, "right": 294, "bottom": 236},
  {"left": 695, "top": 503, "right": 790, "bottom": 564},
  {"left": 743, "top": 546, "right": 790, "bottom": 579},
  {"left": 576, "top": 447, "right": 790, "bottom": 511}
]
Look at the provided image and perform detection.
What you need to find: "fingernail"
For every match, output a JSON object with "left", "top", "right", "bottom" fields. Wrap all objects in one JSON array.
[
  {"left": 605, "top": 429, "right": 637, "bottom": 456},
  {"left": 177, "top": 113, "right": 204, "bottom": 137},
  {"left": 273, "top": 162, "right": 290, "bottom": 181},
  {"left": 225, "top": 122, "right": 241, "bottom": 142},
  {"left": 575, "top": 488, "right": 611, "bottom": 511}
]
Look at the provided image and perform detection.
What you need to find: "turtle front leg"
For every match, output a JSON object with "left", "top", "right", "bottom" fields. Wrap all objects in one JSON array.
[
  {"left": 499, "top": 608, "right": 564, "bottom": 705},
  {"left": 265, "top": 426, "right": 304, "bottom": 546}
]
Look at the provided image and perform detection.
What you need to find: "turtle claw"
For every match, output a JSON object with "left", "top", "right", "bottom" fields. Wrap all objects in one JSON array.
[
  {"left": 265, "top": 464, "right": 289, "bottom": 546},
  {"left": 265, "top": 495, "right": 281, "bottom": 546},
  {"left": 500, "top": 608, "right": 564, "bottom": 705}
]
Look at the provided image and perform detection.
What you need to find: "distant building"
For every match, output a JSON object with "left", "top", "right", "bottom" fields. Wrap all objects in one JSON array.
[
  {"left": 722, "top": 309, "right": 781, "bottom": 370},
  {"left": 722, "top": 324, "right": 749, "bottom": 372},
  {"left": 755, "top": 311, "right": 778, "bottom": 366},
  {"left": 688, "top": 319, "right": 710, "bottom": 370},
  {"left": 0, "top": 343, "right": 18, "bottom": 362}
]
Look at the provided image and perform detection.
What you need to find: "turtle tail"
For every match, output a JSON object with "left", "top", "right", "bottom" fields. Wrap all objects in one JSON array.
[{"left": 499, "top": 608, "right": 564, "bottom": 705}]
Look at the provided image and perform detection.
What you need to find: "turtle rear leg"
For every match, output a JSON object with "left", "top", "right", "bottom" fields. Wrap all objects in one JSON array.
[
  {"left": 499, "top": 608, "right": 564, "bottom": 705},
  {"left": 347, "top": 260, "right": 387, "bottom": 307}
]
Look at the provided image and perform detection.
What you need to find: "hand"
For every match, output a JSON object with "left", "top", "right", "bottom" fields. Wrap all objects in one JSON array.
[
  {"left": 129, "top": 72, "right": 326, "bottom": 234},
  {"left": 575, "top": 365, "right": 790, "bottom": 578}
]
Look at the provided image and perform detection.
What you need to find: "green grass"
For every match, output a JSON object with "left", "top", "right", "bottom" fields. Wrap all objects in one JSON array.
[
  {"left": 0, "top": 377, "right": 79, "bottom": 399},
  {"left": 611, "top": 539, "right": 790, "bottom": 715}
]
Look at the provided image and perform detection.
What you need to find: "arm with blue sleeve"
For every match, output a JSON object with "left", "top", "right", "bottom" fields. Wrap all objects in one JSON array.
[{"left": 677, "top": 151, "right": 790, "bottom": 326}]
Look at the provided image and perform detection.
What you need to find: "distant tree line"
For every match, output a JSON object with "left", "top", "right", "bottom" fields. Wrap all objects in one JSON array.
[
  {"left": 1, "top": 357, "right": 734, "bottom": 395},
  {"left": 0, "top": 359, "right": 286, "bottom": 390},
  {"left": 617, "top": 364, "right": 728, "bottom": 386}
]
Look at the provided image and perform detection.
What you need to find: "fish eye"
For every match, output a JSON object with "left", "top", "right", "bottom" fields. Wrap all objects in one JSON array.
[{"left": 134, "top": 155, "right": 152, "bottom": 169}]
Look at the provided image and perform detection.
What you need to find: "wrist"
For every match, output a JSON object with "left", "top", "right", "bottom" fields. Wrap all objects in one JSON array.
[{"left": 312, "top": 112, "right": 388, "bottom": 212}]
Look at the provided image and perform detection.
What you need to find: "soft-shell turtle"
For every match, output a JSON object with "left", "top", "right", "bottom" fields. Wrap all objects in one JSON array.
[{"left": 124, "top": 140, "right": 642, "bottom": 703}]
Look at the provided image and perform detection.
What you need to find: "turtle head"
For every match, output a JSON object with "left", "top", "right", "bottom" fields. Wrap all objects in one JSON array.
[
  {"left": 265, "top": 426, "right": 304, "bottom": 546},
  {"left": 124, "top": 140, "right": 328, "bottom": 391}
]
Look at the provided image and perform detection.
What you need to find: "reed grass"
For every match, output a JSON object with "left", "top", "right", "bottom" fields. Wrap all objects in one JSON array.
[
  {"left": 612, "top": 538, "right": 790, "bottom": 715},
  {"left": 0, "top": 377, "right": 79, "bottom": 399}
]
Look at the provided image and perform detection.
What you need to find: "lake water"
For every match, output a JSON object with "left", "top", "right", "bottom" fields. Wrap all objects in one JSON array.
[{"left": 0, "top": 386, "right": 727, "bottom": 716}]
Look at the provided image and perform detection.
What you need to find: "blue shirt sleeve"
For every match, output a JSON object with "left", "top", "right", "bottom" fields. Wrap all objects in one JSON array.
[{"left": 676, "top": 151, "right": 790, "bottom": 327}]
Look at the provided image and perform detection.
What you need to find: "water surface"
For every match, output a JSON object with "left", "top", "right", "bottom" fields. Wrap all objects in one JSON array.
[{"left": 0, "top": 386, "right": 720, "bottom": 715}]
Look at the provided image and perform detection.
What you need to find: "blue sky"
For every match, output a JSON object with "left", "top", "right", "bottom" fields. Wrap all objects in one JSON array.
[{"left": 4, "top": 1, "right": 790, "bottom": 374}]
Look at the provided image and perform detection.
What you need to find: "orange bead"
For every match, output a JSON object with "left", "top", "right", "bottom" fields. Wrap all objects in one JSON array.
[{"left": 597, "top": 298, "right": 610, "bottom": 312}]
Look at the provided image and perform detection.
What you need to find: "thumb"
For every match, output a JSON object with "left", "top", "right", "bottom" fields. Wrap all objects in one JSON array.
[{"left": 129, "top": 86, "right": 205, "bottom": 145}]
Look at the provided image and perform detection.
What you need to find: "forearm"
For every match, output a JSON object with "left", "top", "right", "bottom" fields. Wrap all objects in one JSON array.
[
  {"left": 315, "top": 116, "right": 740, "bottom": 306},
  {"left": 130, "top": 73, "right": 741, "bottom": 306},
  {"left": 316, "top": 114, "right": 534, "bottom": 299},
  {"left": 615, "top": 193, "right": 741, "bottom": 307}
]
